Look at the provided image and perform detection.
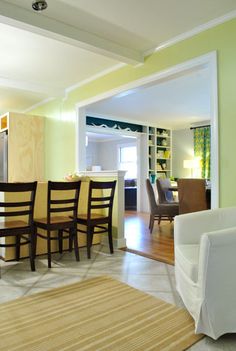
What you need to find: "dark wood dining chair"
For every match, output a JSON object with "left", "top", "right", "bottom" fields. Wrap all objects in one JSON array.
[
  {"left": 146, "top": 179, "right": 179, "bottom": 232},
  {"left": 34, "top": 181, "right": 81, "bottom": 268},
  {"left": 177, "top": 178, "right": 208, "bottom": 214},
  {"left": 76, "top": 180, "right": 116, "bottom": 259},
  {"left": 0, "top": 181, "right": 37, "bottom": 271}
]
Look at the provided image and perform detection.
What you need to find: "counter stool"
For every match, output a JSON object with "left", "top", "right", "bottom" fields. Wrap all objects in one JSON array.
[
  {"left": 34, "top": 181, "right": 81, "bottom": 268},
  {"left": 76, "top": 180, "right": 116, "bottom": 259},
  {"left": 0, "top": 181, "right": 37, "bottom": 271}
]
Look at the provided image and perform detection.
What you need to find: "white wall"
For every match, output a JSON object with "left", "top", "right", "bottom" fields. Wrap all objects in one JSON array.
[
  {"left": 172, "top": 128, "right": 194, "bottom": 178},
  {"left": 86, "top": 141, "right": 99, "bottom": 170},
  {"left": 86, "top": 138, "right": 136, "bottom": 171}
]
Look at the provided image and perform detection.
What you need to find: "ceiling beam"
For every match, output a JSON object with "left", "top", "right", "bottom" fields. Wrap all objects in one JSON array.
[
  {"left": 0, "top": 76, "right": 64, "bottom": 97},
  {"left": 0, "top": 1, "right": 143, "bottom": 65}
]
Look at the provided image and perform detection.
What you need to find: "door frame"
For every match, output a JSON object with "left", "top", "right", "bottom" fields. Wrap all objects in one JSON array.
[{"left": 76, "top": 51, "right": 219, "bottom": 208}]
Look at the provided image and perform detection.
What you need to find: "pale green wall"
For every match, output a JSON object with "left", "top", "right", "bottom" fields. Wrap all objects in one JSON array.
[{"left": 30, "top": 18, "right": 236, "bottom": 206}]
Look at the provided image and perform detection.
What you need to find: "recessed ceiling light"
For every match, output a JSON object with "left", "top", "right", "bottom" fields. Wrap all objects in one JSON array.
[{"left": 32, "top": 0, "right": 48, "bottom": 12}]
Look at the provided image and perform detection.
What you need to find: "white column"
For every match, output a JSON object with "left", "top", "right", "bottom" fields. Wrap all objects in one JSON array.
[
  {"left": 76, "top": 107, "right": 87, "bottom": 172},
  {"left": 116, "top": 170, "right": 126, "bottom": 248}
]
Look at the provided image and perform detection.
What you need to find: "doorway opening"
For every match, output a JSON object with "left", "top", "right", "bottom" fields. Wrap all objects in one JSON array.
[{"left": 76, "top": 52, "right": 218, "bottom": 260}]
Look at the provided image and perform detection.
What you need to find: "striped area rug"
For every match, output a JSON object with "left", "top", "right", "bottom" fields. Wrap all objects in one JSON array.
[{"left": 0, "top": 276, "right": 203, "bottom": 350}]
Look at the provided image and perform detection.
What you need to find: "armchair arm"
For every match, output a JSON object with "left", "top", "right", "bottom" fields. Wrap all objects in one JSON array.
[
  {"left": 196, "top": 227, "right": 236, "bottom": 338},
  {"left": 174, "top": 207, "right": 236, "bottom": 246}
]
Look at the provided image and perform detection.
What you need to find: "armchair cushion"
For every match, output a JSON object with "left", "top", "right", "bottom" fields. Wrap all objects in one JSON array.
[{"left": 175, "top": 244, "right": 199, "bottom": 283}]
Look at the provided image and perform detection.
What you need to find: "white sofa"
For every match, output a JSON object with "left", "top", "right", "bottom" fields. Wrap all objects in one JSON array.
[{"left": 174, "top": 207, "right": 236, "bottom": 339}]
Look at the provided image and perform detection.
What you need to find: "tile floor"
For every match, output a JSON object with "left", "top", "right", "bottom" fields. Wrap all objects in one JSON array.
[{"left": 0, "top": 245, "right": 235, "bottom": 350}]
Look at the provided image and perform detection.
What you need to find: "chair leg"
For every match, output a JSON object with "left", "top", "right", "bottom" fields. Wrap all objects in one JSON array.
[
  {"left": 149, "top": 215, "right": 154, "bottom": 233},
  {"left": 68, "top": 229, "right": 73, "bottom": 252},
  {"left": 47, "top": 230, "right": 52, "bottom": 268},
  {"left": 29, "top": 233, "right": 36, "bottom": 272},
  {"left": 148, "top": 215, "right": 152, "bottom": 229},
  {"left": 15, "top": 235, "right": 21, "bottom": 261},
  {"left": 73, "top": 228, "right": 80, "bottom": 262},
  {"left": 158, "top": 215, "right": 161, "bottom": 225},
  {"left": 58, "top": 229, "right": 63, "bottom": 254},
  {"left": 87, "top": 226, "right": 93, "bottom": 259},
  {"left": 33, "top": 226, "right": 38, "bottom": 258},
  {"left": 108, "top": 222, "right": 114, "bottom": 254}
]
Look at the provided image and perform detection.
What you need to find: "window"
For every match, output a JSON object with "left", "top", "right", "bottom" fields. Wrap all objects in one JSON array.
[{"left": 118, "top": 145, "right": 137, "bottom": 179}]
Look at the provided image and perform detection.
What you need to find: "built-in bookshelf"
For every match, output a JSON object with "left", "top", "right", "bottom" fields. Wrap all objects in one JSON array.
[{"left": 146, "top": 126, "right": 172, "bottom": 180}]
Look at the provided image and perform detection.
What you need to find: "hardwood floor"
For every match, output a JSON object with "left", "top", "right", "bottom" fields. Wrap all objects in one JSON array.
[{"left": 123, "top": 211, "right": 174, "bottom": 265}]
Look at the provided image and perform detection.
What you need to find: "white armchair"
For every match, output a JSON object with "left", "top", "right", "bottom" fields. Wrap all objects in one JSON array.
[{"left": 174, "top": 207, "right": 236, "bottom": 340}]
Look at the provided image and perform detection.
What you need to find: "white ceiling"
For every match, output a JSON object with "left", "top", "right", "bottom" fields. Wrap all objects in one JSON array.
[
  {"left": 86, "top": 66, "right": 211, "bottom": 130},
  {"left": 0, "top": 0, "right": 235, "bottom": 119}
]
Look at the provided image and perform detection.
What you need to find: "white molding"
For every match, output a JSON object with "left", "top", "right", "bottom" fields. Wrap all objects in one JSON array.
[
  {"left": 86, "top": 125, "right": 142, "bottom": 138},
  {"left": 0, "top": 76, "right": 63, "bottom": 97},
  {"left": 101, "top": 236, "right": 126, "bottom": 249},
  {"left": 76, "top": 52, "right": 215, "bottom": 108},
  {"left": 65, "top": 63, "right": 126, "bottom": 95},
  {"left": 144, "top": 10, "right": 236, "bottom": 57},
  {"left": 0, "top": 1, "right": 142, "bottom": 65},
  {"left": 209, "top": 52, "right": 219, "bottom": 208},
  {"left": 77, "top": 51, "right": 219, "bottom": 208},
  {"left": 78, "top": 170, "right": 126, "bottom": 178},
  {"left": 23, "top": 97, "right": 55, "bottom": 113}
]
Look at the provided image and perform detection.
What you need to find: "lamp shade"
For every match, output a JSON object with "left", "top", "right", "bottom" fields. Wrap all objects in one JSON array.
[{"left": 183, "top": 160, "right": 194, "bottom": 169}]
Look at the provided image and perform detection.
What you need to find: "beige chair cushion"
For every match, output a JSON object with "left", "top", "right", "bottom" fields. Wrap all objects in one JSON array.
[{"left": 175, "top": 244, "right": 199, "bottom": 283}]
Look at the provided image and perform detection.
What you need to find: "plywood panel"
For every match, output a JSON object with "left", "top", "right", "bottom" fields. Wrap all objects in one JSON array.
[{"left": 8, "top": 113, "right": 44, "bottom": 182}]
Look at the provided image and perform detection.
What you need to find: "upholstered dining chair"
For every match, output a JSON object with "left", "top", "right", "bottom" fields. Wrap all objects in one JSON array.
[
  {"left": 0, "top": 181, "right": 37, "bottom": 271},
  {"left": 34, "top": 181, "right": 81, "bottom": 268},
  {"left": 146, "top": 179, "right": 179, "bottom": 232},
  {"left": 177, "top": 178, "right": 208, "bottom": 214},
  {"left": 156, "top": 178, "right": 178, "bottom": 203},
  {"left": 76, "top": 180, "right": 116, "bottom": 259}
]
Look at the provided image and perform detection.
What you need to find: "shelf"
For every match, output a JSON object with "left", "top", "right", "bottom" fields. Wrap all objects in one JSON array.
[
  {"left": 156, "top": 170, "right": 171, "bottom": 172},
  {"left": 147, "top": 126, "right": 172, "bottom": 177}
]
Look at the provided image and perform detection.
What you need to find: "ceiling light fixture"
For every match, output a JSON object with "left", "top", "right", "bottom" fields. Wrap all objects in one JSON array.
[{"left": 32, "top": 0, "right": 48, "bottom": 12}]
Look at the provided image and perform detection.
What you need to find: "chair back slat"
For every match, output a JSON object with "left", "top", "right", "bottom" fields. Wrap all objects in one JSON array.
[
  {"left": 0, "top": 201, "right": 32, "bottom": 207},
  {"left": 91, "top": 204, "right": 110, "bottom": 210},
  {"left": 0, "top": 210, "right": 31, "bottom": 217},
  {"left": 0, "top": 182, "right": 37, "bottom": 225},
  {"left": 50, "top": 198, "right": 77, "bottom": 205},
  {"left": 47, "top": 181, "right": 81, "bottom": 223},
  {"left": 91, "top": 196, "right": 112, "bottom": 202},
  {"left": 50, "top": 206, "right": 77, "bottom": 213},
  {"left": 87, "top": 181, "right": 116, "bottom": 221}
]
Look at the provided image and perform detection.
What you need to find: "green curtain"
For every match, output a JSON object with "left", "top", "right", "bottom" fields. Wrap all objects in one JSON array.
[{"left": 194, "top": 126, "right": 211, "bottom": 179}]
